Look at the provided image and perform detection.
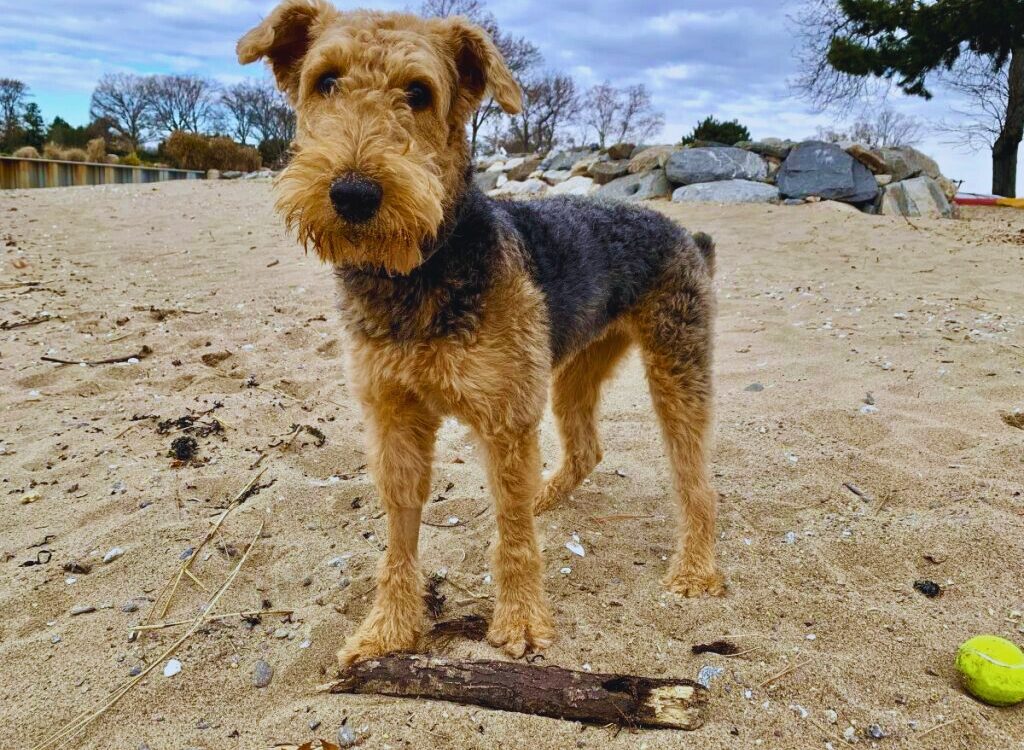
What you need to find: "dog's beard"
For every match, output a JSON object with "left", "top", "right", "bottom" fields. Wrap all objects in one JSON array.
[{"left": 275, "top": 139, "right": 447, "bottom": 275}]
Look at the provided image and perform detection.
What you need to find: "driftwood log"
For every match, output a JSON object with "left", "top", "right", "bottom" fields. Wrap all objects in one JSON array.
[{"left": 325, "top": 655, "right": 707, "bottom": 729}]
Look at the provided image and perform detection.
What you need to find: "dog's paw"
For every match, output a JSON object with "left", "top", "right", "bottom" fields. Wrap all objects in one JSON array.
[
  {"left": 663, "top": 568, "right": 726, "bottom": 598},
  {"left": 336, "top": 616, "right": 419, "bottom": 669},
  {"left": 532, "top": 483, "right": 562, "bottom": 514},
  {"left": 487, "top": 601, "right": 555, "bottom": 658}
]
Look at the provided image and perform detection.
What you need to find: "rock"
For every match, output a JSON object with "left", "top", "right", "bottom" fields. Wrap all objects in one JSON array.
[
  {"left": 868, "top": 724, "right": 886, "bottom": 740},
  {"left": 825, "top": 709, "right": 839, "bottom": 724},
  {"left": 547, "top": 175, "right": 595, "bottom": 196},
  {"left": 540, "top": 149, "right": 592, "bottom": 172},
  {"left": 845, "top": 143, "right": 887, "bottom": 173},
  {"left": 879, "top": 176, "right": 952, "bottom": 218},
  {"left": 875, "top": 174, "right": 893, "bottom": 186},
  {"left": 337, "top": 723, "right": 360, "bottom": 747},
  {"left": 70, "top": 605, "right": 96, "bottom": 616},
  {"left": 221, "top": 171, "right": 243, "bottom": 179},
  {"left": 606, "top": 142, "right": 636, "bottom": 160},
  {"left": 489, "top": 178, "right": 547, "bottom": 197},
  {"left": 253, "top": 660, "right": 273, "bottom": 688},
  {"left": 472, "top": 171, "right": 500, "bottom": 192},
  {"left": 876, "top": 146, "right": 941, "bottom": 181},
  {"left": 628, "top": 145, "right": 677, "bottom": 174},
  {"left": 163, "top": 658, "right": 182, "bottom": 677},
  {"left": 672, "top": 179, "right": 779, "bottom": 204},
  {"left": 540, "top": 170, "right": 572, "bottom": 185},
  {"left": 588, "top": 160, "right": 630, "bottom": 185},
  {"left": 484, "top": 160, "right": 506, "bottom": 173},
  {"left": 737, "top": 138, "right": 795, "bottom": 160},
  {"left": 595, "top": 169, "right": 673, "bottom": 202},
  {"left": 570, "top": 152, "right": 606, "bottom": 177},
  {"left": 501, "top": 156, "right": 526, "bottom": 172},
  {"left": 776, "top": 141, "right": 878, "bottom": 204},
  {"left": 506, "top": 156, "right": 542, "bottom": 182},
  {"left": 666, "top": 147, "right": 767, "bottom": 185},
  {"left": 121, "top": 600, "right": 139, "bottom": 613},
  {"left": 103, "top": 547, "right": 125, "bottom": 564}
]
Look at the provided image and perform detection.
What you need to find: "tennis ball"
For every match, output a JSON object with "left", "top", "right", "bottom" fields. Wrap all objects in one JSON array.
[{"left": 955, "top": 635, "right": 1024, "bottom": 706}]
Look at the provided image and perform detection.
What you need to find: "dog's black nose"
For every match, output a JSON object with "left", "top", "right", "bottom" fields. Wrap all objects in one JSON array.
[{"left": 329, "top": 175, "right": 383, "bottom": 224}]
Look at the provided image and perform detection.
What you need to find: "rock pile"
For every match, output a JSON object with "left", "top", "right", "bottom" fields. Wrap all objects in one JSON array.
[{"left": 475, "top": 139, "right": 956, "bottom": 218}]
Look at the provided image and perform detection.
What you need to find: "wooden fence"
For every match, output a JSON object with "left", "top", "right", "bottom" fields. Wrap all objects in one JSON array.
[{"left": 0, "top": 156, "right": 204, "bottom": 190}]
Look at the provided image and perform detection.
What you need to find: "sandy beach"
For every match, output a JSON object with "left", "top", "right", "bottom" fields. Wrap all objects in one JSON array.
[{"left": 2, "top": 179, "right": 1022, "bottom": 749}]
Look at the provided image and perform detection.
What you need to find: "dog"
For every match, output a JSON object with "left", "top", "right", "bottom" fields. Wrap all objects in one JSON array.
[{"left": 238, "top": 0, "right": 724, "bottom": 668}]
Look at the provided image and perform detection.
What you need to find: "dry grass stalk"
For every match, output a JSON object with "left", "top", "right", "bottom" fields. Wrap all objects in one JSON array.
[
  {"left": 31, "top": 520, "right": 265, "bottom": 750},
  {"left": 130, "top": 608, "right": 293, "bottom": 632},
  {"left": 146, "top": 468, "right": 267, "bottom": 624}
]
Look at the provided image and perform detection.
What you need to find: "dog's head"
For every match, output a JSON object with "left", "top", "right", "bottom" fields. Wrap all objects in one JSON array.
[{"left": 238, "top": 1, "right": 521, "bottom": 273}]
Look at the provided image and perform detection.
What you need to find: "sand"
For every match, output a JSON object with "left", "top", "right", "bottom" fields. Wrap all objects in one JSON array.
[{"left": 1, "top": 180, "right": 1022, "bottom": 749}]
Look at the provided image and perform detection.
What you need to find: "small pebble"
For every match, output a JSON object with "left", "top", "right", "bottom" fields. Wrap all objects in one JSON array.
[
  {"left": 824, "top": 709, "right": 838, "bottom": 724},
  {"left": 337, "top": 723, "right": 358, "bottom": 747},
  {"left": 843, "top": 727, "right": 856, "bottom": 742},
  {"left": 51, "top": 634, "right": 61, "bottom": 644},
  {"left": 565, "top": 534, "right": 585, "bottom": 557},
  {"left": 913, "top": 579, "right": 942, "bottom": 598},
  {"left": 121, "top": 600, "right": 139, "bottom": 613},
  {"left": 179, "top": 547, "right": 194, "bottom": 560},
  {"left": 103, "top": 547, "right": 125, "bottom": 564},
  {"left": 868, "top": 724, "right": 886, "bottom": 739},
  {"left": 20, "top": 491, "right": 41, "bottom": 505},
  {"left": 696, "top": 665, "right": 724, "bottom": 688},
  {"left": 744, "top": 383, "right": 765, "bottom": 392},
  {"left": 309, "top": 719, "right": 321, "bottom": 731},
  {"left": 129, "top": 665, "right": 142, "bottom": 677},
  {"left": 70, "top": 605, "right": 96, "bottom": 616},
  {"left": 783, "top": 531, "right": 798, "bottom": 545},
  {"left": 163, "top": 659, "right": 182, "bottom": 677},
  {"left": 273, "top": 628, "right": 290, "bottom": 639}
]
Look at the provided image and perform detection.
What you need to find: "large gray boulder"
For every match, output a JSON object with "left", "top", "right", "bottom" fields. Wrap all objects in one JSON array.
[
  {"left": 878, "top": 176, "right": 952, "bottom": 218},
  {"left": 672, "top": 180, "right": 780, "bottom": 204},
  {"left": 594, "top": 169, "right": 673, "bottom": 202},
  {"left": 665, "top": 147, "right": 768, "bottom": 185},
  {"left": 876, "top": 146, "right": 941, "bottom": 182},
  {"left": 540, "top": 149, "right": 593, "bottom": 172},
  {"left": 777, "top": 141, "right": 878, "bottom": 204}
]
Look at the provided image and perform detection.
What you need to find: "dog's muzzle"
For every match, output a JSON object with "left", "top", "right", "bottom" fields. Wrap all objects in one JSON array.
[{"left": 329, "top": 174, "right": 383, "bottom": 224}]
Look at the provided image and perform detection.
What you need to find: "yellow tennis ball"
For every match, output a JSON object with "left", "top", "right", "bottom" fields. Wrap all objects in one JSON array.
[{"left": 956, "top": 635, "right": 1024, "bottom": 706}]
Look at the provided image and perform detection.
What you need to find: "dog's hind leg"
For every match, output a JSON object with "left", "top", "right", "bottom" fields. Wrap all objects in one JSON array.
[
  {"left": 337, "top": 383, "right": 440, "bottom": 667},
  {"left": 630, "top": 252, "right": 724, "bottom": 597},
  {"left": 534, "top": 327, "right": 632, "bottom": 514}
]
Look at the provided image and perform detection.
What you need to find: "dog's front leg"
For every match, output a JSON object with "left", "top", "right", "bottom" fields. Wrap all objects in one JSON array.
[
  {"left": 337, "top": 387, "right": 439, "bottom": 668},
  {"left": 479, "top": 427, "right": 555, "bottom": 658}
]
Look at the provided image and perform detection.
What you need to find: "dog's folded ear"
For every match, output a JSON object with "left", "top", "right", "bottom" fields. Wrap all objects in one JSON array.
[
  {"left": 237, "top": 0, "right": 335, "bottom": 97},
  {"left": 444, "top": 17, "right": 523, "bottom": 115}
]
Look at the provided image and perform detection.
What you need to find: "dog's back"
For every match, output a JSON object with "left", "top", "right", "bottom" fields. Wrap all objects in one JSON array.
[{"left": 498, "top": 195, "right": 714, "bottom": 363}]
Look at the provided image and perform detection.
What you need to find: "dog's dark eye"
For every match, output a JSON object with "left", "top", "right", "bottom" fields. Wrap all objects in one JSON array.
[
  {"left": 405, "top": 82, "right": 432, "bottom": 110},
  {"left": 316, "top": 73, "right": 339, "bottom": 96}
]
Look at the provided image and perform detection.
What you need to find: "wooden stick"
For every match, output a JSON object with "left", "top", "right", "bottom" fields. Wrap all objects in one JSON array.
[
  {"left": 41, "top": 345, "right": 153, "bottom": 367},
  {"left": 323, "top": 655, "right": 708, "bottom": 730},
  {"left": 1, "top": 314, "right": 54, "bottom": 331},
  {"left": 31, "top": 521, "right": 264, "bottom": 750}
]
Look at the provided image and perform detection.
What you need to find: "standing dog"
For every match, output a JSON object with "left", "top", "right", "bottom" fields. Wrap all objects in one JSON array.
[{"left": 238, "top": 0, "right": 724, "bottom": 667}]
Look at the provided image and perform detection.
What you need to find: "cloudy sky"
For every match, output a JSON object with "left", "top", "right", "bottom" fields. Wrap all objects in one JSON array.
[{"left": 1, "top": 0, "right": 1012, "bottom": 192}]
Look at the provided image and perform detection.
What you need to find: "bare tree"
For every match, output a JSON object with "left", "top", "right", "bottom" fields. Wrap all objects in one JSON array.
[
  {"left": 581, "top": 81, "right": 663, "bottom": 148},
  {"left": 505, "top": 73, "right": 579, "bottom": 153},
  {"left": 816, "top": 108, "right": 924, "bottom": 148},
  {"left": 421, "top": 0, "right": 541, "bottom": 155},
  {"left": 220, "top": 80, "right": 264, "bottom": 145},
  {"left": 937, "top": 54, "right": 1013, "bottom": 154},
  {"left": 148, "top": 75, "right": 221, "bottom": 135},
  {"left": 89, "top": 74, "right": 152, "bottom": 151},
  {"left": 0, "top": 78, "right": 29, "bottom": 149}
]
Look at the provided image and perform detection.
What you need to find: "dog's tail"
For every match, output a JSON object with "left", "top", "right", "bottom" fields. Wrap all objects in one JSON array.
[{"left": 693, "top": 232, "right": 716, "bottom": 277}]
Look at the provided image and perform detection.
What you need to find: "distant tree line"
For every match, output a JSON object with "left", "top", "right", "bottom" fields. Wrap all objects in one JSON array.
[{"left": 0, "top": 74, "right": 294, "bottom": 170}]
